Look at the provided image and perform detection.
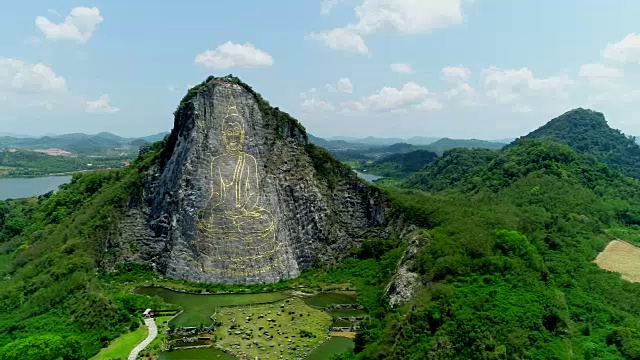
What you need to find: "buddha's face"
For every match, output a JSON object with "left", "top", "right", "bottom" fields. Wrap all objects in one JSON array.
[{"left": 222, "top": 120, "right": 244, "bottom": 154}]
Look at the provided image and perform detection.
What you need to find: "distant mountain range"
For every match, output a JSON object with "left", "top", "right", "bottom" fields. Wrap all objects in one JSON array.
[
  {"left": 309, "top": 133, "right": 507, "bottom": 160},
  {"left": 0, "top": 131, "right": 169, "bottom": 155},
  {"left": 322, "top": 135, "right": 516, "bottom": 146},
  {"left": 325, "top": 135, "right": 441, "bottom": 146}
]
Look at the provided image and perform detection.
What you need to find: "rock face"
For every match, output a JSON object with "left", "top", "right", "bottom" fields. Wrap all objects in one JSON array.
[
  {"left": 118, "top": 76, "right": 386, "bottom": 284},
  {"left": 385, "top": 227, "right": 428, "bottom": 307}
]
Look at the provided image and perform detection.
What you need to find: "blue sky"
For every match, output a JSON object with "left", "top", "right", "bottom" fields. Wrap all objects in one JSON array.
[{"left": 1, "top": 0, "right": 640, "bottom": 139}]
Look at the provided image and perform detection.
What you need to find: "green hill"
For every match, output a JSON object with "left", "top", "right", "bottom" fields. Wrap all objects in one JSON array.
[
  {"left": 363, "top": 150, "right": 438, "bottom": 177},
  {"left": 0, "top": 78, "right": 379, "bottom": 359},
  {"left": 5, "top": 95, "right": 640, "bottom": 360},
  {"left": 425, "top": 138, "right": 506, "bottom": 154},
  {"left": 512, "top": 108, "right": 640, "bottom": 178},
  {"left": 402, "top": 147, "right": 499, "bottom": 191},
  {"left": 349, "top": 138, "right": 640, "bottom": 359}
]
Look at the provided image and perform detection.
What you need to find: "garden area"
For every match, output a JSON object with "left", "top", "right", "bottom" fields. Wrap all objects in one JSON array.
[{"left": 128, "top": 287, "right": 362, "bottom": 359}]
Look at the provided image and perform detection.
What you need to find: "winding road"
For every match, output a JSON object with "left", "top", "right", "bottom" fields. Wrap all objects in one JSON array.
[{"left": 128, "top": 318, "right": 158, "bottom": 360}]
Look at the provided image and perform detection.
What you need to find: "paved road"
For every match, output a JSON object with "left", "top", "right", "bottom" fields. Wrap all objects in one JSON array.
[{"left": 128, "top": 318, "right": 158, "bottom": 360}]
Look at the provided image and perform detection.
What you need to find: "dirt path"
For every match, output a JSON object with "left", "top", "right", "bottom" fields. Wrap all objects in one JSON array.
[
  {"left": 128, "top": 318, "right": 157, "bottom": 360},
  {"left": 595, "top": 240, "right": 640, "bottom": 283}
]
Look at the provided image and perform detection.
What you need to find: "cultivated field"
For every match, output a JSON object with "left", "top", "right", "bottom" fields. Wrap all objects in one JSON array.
[{"left": 595, "top": 240, "right": 640, "bottom": 282}]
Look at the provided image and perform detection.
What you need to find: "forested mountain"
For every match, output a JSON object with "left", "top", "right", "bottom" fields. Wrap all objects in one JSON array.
[
  {"left": 402, "top": 148, "right": 499, "bottom": 191},
  {"left": 0, "top": 132, "right": 169, "bottom": 156},
  {"left": 363, "top": 150, "right": 438, "bottom": 177},
  {"left": 0, "top": 76, "right": 387, "bottom": 358},
  {"left": 425, "top": 138, "right": 506, "bottom": 154},
  {"left": 4, "top": 82, "right": 640, "bottom": 360},
  {"left": 512, "top": 108, "right": 640, "bottom": 178},
  {"left": 342, "top": 139, "right": 640, "bottom": 359}
]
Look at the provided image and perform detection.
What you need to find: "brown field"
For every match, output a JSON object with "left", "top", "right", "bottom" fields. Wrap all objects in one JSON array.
[
  {"left": 329, "top": 332, "right": 356, "bottom": 339},
  {"left": 595, "top": 240, "right": 640, "bottom": 282}
]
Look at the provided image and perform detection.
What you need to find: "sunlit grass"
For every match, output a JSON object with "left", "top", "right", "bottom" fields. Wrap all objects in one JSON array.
[{"left": 90, "top": 325, "right": 147, "bottom": 360}]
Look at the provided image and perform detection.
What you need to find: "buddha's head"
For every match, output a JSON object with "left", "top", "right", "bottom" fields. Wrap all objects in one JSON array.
[{"left": 222, "top": 114, "right": 245, "bottom": 155}]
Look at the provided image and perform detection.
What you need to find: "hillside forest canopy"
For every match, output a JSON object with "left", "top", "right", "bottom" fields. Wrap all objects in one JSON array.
[{"left": 2, "top": 92, "right": 640, "bottom": 360}]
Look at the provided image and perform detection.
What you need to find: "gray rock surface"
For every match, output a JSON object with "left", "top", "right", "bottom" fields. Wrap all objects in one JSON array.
[
  {"left": 385, "top": 228, "right": 429, "bottom": 307},
  {"left": 111, "top": 76, "right": 387, "bottom": 284}
]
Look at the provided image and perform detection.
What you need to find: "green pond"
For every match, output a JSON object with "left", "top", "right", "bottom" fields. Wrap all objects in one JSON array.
[
  {"left": 330, "top": 308, "right": 367, "bottom": 318},
  {"left": 306, "top": 337, "right": 355, "bottom": 360},
  {"left": 159, "top": 347, "right": 235, "bottom": 360},
  {"left": 303, "top": 292, "right": 358, "bottom": 308},
  {"left": 158, "top": 338, "right": 354, "bottom": 360},
  {"left": 136, "top": 287, "right": 288, "bottom": 327}
]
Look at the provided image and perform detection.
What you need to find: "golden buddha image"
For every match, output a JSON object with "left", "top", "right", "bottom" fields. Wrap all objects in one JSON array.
[{"left": 196, "top": 89, "right": 281, "bottom": 275}]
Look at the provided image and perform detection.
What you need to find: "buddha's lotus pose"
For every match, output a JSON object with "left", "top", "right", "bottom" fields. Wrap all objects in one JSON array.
[{"left": 196, "top": 96, "right": 279, "bottom": 274}]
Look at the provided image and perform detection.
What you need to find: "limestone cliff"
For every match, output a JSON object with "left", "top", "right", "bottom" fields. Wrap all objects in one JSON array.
[{"left": 115, "top": 76, "right": 387, "bottom": 284}]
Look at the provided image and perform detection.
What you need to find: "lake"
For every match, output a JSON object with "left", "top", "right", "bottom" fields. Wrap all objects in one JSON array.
[
  {"left": 354, "top": 171, "right": 382, "bottom": 182},
  {"left": 135, "top": 287, "right": 288, "bottom": 327},
  {"left": 0, "top": 176, "right": 71, "bottom": 200}
]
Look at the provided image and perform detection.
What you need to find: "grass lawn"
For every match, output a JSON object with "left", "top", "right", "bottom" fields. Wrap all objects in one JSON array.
[
  {"left": 136, "top": 287, "right": 288, "bottom": 327},
  {"left": 90, "top": 325, "right": 147, "bottom": 360},
  {"left": 214, "top": 297, "right": 332, "bottom": 360}
]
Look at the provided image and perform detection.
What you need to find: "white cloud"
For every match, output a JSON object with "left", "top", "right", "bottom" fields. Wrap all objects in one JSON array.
[
  {"left": 602, "top": 33, "right": 640, "bottom": 64},
  {"left": 307, "top": 28, "right": 369, "bottom": 54},
  {"left": 195, "top": 42, "right": 274, "bottom": 69},
  {"left": 325, "top": 84, "right": 337, "bottom": 92},
  {"left": 442, "top": 65, "right": 471, "bottom": 84},
  {"left": 391, "top": 63, "right": 413, "bottom": 73},
  {"left": 301, "top": 98, "right": 335, "bottom": 113},
  {"left": 578, "top": 63, "right": 622, "bottom": 87},
  {"left": 35, "top": 7, "right": 103, "bottom": 43},
  {"left": 309, "top": 0, "right": 464, "bottom": 54},
  {"left": 0, "top": 58, "right": 66, "bottom": 93},
  {"left": 351, "top": 0, "right": 463, "bottom": 35},
  {"left": 482, "top": 67, "right": 573, "bottom": 109},
  {"left": 414, "top": 98, "right": 443, "bottom": 111},
  {"left": 85, "top": 95, "right": 119, "bottom": 113},
  {"left": 337, "top": 78, "right": 354, "bottom": 93},
  {"left": 300, "top": 88, "right": 317, "bottom": 99},
  {"left": 321, "top": 0, "right": 342, "bottom": 14},
  {"left": 445, "top": 83, "right": 483, "bottom": 107},
  {"left": 440, "top": 65, "right": 482, "bottom": 107},
  {"left": 579, "top": 63, "right": 622, "bottom": 78},
  {"left": 341, "top": 82, "right": 441, "bottom": 113}
]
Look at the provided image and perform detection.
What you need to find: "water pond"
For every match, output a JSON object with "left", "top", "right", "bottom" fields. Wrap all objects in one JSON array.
[
  {"left": 0, "top": 175, "right": 71, "bottom": 200},
  {"left": 306, "top": 337, "right": 355, "bottom": 360},
  {"left": 354, "top": 171, "right": 382, "bottom": 182},
  {"left": 329, "top": 308, "right": 368, "bottom": 318},
  {"left": 159, "top": 347, "right": 235, "bottom": 360},
  {"left": 303, "top": 292, "right": 358, "bottom": 308},
  {"left": 135, "top": 287, "right": 288, "bottom": 327}
]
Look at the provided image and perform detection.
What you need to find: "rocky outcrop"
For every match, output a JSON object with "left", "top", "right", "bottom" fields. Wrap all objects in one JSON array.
[
  {"left": 113, "top": 76, "right": 387, "bottom": 284},
  {"left": 385, "top": 228, "right": 429, "bottom": 307}
]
